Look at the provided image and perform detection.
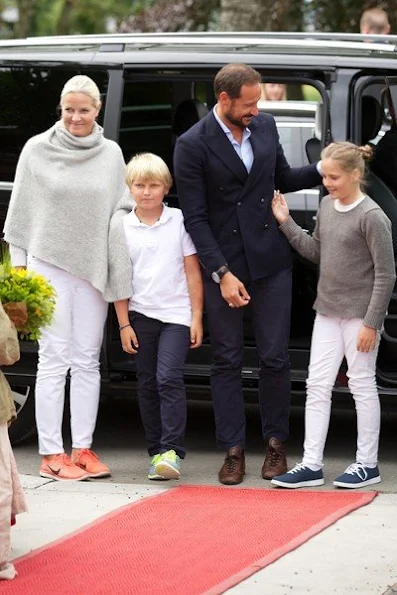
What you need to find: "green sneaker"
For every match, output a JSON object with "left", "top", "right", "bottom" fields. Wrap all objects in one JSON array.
[
  {"left": 154, "top": 450, "right": 181, "bottom": 479},
  {"left": 148, "top": 454, "right": 168, "bottom": 480}
]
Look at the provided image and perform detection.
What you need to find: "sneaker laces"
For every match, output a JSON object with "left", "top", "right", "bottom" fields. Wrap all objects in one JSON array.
[
  {"left": 78, "top": 449, "right": 99, "bottom": 462},
  {"left": 163, "top": 450, "right": 177, "bottom": 462},
  {"left": 288, "top": 463, "right": 309, "bottom": 474},
  {"left": 343, "top": 463, "right": 368, "bottom": 480}
]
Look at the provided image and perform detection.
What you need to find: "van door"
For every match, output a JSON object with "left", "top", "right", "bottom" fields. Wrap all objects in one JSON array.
[{"left": 351, "top": 75, "right": 397, "bottom": 391}]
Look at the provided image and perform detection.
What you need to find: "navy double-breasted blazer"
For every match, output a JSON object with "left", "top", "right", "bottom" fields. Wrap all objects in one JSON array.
[{"left": 173, "top": 110, "right": 322, "bottom": 283}]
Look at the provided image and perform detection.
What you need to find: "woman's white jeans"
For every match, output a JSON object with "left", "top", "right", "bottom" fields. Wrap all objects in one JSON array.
[
  {"left": 302, "top": 313, "right": 381, "bottom": 469},
  {"left": 28, "top": 258, "right": 108, "bottom": 455}
]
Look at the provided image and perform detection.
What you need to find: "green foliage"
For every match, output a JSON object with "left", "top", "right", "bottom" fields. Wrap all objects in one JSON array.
[
  {"left": 3, "top": 0, "right": 133, "bottom": 38},
  {"left": 0, "top": 247, "right": 56, "bottom": 341}
]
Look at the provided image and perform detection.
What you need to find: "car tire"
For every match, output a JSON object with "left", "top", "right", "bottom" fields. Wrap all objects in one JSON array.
[{"left": 9, "top": 385, "right": 37, "bottom": 445}]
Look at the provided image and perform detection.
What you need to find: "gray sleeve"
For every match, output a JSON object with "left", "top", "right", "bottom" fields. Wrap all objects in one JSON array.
[
  {"left": 362, "top": 210, "right": 396, "bottom": 329},
  {"left": 279, "top": 212, "right": 321, "bottom": 264},
  {"left": 103, "top": 199, "right": 134, "bottom": 303}
]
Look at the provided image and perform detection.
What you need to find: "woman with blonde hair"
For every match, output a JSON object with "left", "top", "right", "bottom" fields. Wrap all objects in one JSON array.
[{"left": 4, "top": 75, "right": 129, "bottom": 481}]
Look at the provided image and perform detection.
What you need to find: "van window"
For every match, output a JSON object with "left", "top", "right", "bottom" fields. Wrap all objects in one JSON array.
[
  {"left": 119, "top": 80, "right": 174, "bottom": 166},
  {"left": 0, "top": 68, "right": 108, "bottom": 182}
]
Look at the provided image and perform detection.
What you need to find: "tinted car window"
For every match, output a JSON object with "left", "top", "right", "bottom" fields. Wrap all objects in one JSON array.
[
  {"left": 119, "top": 80, "right": 174, "bottom": 167},
  {"left": 0, "top": 68, "right": 108, "bottom": 182}
]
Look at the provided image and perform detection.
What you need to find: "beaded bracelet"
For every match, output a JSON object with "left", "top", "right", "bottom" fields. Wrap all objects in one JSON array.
[{"left": 119, "top": 323, "right": 131, "bottom": 331}]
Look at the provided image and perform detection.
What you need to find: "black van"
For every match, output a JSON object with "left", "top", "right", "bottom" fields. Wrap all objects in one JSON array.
[{"left": 1, "top": 31, "right": 397, "bottom": 444}]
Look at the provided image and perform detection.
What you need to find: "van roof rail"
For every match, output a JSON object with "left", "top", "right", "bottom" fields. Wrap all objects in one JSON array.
[{"left": 0, "top": 31, "right": 396, "bottom": 54}]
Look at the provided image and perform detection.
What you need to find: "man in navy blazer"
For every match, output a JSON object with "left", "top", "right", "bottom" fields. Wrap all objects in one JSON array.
[{"left": 174, "top": 63, "right": 322, "bottom": 485}]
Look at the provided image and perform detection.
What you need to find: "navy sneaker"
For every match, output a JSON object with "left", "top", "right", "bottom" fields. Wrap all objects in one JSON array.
[
  {"left": 333, "top": 463, "right": 381, "bottom": 488},
  {"left": 271, "top": 462, "right": 324, "bottom": 488}
]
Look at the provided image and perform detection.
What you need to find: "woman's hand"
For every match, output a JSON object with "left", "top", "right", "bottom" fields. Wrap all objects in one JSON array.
[
  {"left": 120, "top": 325, "right": 139, "bottom": 354},
  {"left": 357, "top": 325, "right": 377, "bottom": 353},
  {"left": 271, "top": 190, "right": 290, "bottom": 224}
]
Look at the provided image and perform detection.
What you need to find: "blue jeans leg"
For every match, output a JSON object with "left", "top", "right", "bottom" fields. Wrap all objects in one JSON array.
[
  {"left": 130, "top": 312, "right": 190, "bottom": 459},
  {"left": 130, "top": 312, "right": 162, "bottom": 457},
  {"left": 157, "top": 322, "right": 190, "bottom": 458}
]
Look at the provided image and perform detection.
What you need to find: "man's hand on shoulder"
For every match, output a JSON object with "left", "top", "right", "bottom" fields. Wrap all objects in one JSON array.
[{"left": 220, "top": 272, "right": 251, "bottom": 308}]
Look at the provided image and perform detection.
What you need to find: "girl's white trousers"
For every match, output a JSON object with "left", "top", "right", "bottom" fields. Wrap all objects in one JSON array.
[{"left": 302, "top": 313, "right": 381, "bottom": 469}]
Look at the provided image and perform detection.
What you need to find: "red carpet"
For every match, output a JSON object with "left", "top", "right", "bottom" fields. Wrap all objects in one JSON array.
[{"left": 4, "top": 485, "right": 375, "bottom": 595}]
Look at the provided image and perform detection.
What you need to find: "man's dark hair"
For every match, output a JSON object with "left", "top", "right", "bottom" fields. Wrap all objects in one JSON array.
[{"left": 214, "top": 63, "right": 261, "bottom": 99}]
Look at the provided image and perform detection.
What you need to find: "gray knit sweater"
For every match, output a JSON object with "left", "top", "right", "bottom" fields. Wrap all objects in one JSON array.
[
  {"left": 3, "top": 121, "right": 130, "bottom": 297},
  {"left": 279, "top": 195, "right": 396, "bottom": 329}
]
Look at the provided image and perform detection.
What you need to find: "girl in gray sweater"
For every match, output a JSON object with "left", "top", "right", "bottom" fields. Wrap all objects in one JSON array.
[{"left": 271, "top": 141, "right": 396, "bottom": 489}]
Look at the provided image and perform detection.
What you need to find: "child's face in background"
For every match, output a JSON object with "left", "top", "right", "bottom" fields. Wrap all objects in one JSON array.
[
  {"left": 130, "top": 178, "right": 169, "bottom": 212},
  {"left": 321, "top": 158, "right": 361, "bottom": 204},
  {"left": 262, "top": 83, "right": 286, "bottom": 101}
]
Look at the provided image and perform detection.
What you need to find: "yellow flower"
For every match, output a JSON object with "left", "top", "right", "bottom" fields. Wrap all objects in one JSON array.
[{"left": 0, "top": 261, "right": 56, "bottom": 341}]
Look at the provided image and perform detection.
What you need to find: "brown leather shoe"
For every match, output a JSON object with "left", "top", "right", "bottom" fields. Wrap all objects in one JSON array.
[
  {"left": 261, "top": 437, "right": 287, "bottom": 480},
  {"left": 218, "top": 446, "right": 245, "bottom": 485}
]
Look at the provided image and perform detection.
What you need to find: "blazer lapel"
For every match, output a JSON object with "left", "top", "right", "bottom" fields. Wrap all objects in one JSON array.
[{"left": 201, "top": 112, "right": 248, "bottom": 183}]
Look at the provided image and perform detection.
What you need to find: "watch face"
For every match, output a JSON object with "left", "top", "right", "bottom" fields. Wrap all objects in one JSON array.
[{"left": 211, "top": 271, "right": 220, "bottom": 283}]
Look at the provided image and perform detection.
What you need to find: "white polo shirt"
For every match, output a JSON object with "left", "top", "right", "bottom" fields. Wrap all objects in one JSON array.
[{"left": 123, "top": 204, "right": 197, "bottom": 327}]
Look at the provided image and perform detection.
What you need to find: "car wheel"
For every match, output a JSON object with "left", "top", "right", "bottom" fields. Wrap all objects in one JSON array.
[{"left": 8, "top": 385, "right": 37, "bottom": 445}]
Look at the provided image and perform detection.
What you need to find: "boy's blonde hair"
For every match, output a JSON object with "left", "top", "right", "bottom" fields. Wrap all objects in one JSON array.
[{"left": 126, "top": 152, "right": 173, "bottom": 189}]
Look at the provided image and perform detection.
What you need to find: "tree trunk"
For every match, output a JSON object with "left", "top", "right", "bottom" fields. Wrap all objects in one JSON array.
[
  {"left": 55, "top": 0, "right": 75, "bottom": 36},
  {"left": 219, "top": 0, "right": 268, "bottom": 31},
  {"left": 219, "top": 0, "right": 303, "bottom": 32},
  {"left": 14, "top": 0, "right": 39, "bottom": 38}
]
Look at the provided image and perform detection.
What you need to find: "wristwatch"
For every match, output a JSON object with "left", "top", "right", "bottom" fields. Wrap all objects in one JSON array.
[{"left": 211, "top": 265, "right": 230, "bottom": 284}]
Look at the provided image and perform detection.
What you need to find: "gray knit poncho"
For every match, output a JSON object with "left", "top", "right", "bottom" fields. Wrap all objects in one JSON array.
[{"left": 3, "top": 121, "right": 130, "bottom": 298}]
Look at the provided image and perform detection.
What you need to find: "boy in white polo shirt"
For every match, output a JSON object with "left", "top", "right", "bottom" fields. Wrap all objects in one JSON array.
[{"left": 113, "top": 153, "right": 203, "bottom": 480}]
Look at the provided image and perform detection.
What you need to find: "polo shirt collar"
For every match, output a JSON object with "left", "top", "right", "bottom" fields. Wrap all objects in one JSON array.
[{"left": 125, "top": 203, "right": 173, "bottom": 227}]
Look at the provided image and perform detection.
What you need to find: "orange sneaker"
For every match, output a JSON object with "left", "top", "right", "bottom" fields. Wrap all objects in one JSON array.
[
  {"left": 71, "top": 448, "right": 111, "bottom": 478},
  {"left": 40, "top": 453, "right": 89, "bottom": 481}
]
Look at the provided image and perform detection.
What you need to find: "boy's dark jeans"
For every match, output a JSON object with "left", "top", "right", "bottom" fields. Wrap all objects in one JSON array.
[{"left": 129, "top": 311, "right": 191, "bottom": 459}]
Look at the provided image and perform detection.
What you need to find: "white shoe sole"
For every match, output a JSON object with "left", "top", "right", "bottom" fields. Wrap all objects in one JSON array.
[
  {"left": 155, "top": 462, "right": 180, "bottom": 479},
  {"left": 40, "top": 471, "right": 89, "bottom": 481},
  {"left": 271, "top": 478, "right": 325, "bottom": 488},
  {"left": 333, "top": 476, "right": 381, "bottom": 488},
  {"left": 84, "top": 470, "right": 111, "bottom": 478}
]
